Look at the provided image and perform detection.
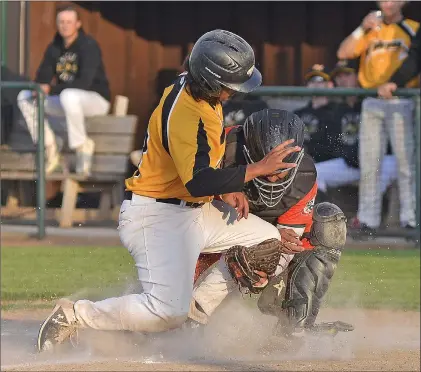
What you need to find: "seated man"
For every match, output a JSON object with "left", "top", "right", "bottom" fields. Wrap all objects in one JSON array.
[
  {"left": 190, "top": 109, "right": 352, "bottom": 338},
  {"left": 315, "top": 60, "right": 397, "bottom": 203},
  {"left": 17, "top": 4, "right": 110, "bottom": 175}
]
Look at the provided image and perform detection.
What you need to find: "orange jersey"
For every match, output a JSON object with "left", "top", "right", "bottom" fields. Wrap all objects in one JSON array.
[{"left": 276, "top": 182, "right": 318, "bottom": 249}]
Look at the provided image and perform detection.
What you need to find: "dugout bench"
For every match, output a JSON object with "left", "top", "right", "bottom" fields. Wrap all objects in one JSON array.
[{"left": 0, "top": 96, "right": 138, "bottom": 228}]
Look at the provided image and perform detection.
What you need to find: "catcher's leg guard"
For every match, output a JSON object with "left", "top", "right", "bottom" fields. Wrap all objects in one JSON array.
[
  {"left": 257, "top": 247, "right": 342, "bottom": 334},
  {"left": 276, "top": 247, "right": 342, "bottom": 336},
  {"left": 259, "top": 203, "right": 352, "bottom": 337}
]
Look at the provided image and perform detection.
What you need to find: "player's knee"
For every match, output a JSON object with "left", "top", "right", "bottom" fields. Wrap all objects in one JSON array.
[
  {"left": 309, "top": 202, "right": 347, "bottom": 250},
  {"left": 59, "top": 88, "right": 81, "bottom": 107},
  {"left": 17, "top": 89, "right": 32, "bottom": 102},
  {"left": 122, "top": 294, "right": 189, "bottom": 332},
  {"left": 139, "top": 313, "right": 188, "bottom": 333}
]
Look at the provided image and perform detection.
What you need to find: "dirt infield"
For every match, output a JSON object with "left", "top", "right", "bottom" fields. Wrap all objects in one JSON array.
[{"left": 2, "top": 298, "right": 420, "bottom": 371}]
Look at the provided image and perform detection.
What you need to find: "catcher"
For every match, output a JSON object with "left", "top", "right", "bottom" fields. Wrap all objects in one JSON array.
[{"left": 189, "top": 109, "right": 353, "bottom": 338}]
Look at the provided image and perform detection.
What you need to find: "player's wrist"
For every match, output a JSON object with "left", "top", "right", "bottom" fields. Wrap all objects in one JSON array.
[
  {"left": 245, "top": 163, "right": 265, "bottom": 182},
  {"left": 352, "top": 26, "right": 364, "bottom": 39}
]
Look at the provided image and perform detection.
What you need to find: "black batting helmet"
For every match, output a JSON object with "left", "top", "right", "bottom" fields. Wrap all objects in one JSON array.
[
  {"left": 243, "top": 109, "right": 305, "bottom": 207},
  {"left": 188, "top": 29, "right": 262, "bottom": 97}
]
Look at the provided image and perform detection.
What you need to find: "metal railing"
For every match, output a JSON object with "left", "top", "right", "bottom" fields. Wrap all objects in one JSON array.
[
  {"left": 251, "top": 86, "right": 421, "bottom": 243},
  {"left": 1, "top": 0, "right": 7, "bottom": 66},
  {"left": 1, "top": 81, "right": 45, "bottom": 239},
  {"left": 0, "top": 84, "right": 419, "bottom": 242}
]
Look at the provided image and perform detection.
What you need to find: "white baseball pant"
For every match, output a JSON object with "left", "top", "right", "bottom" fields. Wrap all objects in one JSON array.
[
  {"left": 17, "top": 88, "right": 110, "bottom": 149},
  {"left": 358, "top": 98, "right": 415, "bottom": 228},
  {"left": 73, "top": 195, "right": 284, "bottom": 332},
  {"left": 315, "top": 156, "right": 397, "bottom": 194}
]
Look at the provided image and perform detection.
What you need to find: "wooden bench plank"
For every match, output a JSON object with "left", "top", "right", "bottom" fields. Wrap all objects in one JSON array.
[
  {"left": 0, "top": 151, "right": 128, "bottom": 174},
  {"left": 85, "top": 115, "right": 138, "bottom": 134},
  {"left": 1, "top": 206, "right": 120, "bottom": 225},
  {"left": 0, "top": 171, "right": 124, "bottom": 182},
  {"left": 6, "top": 131, "right": 135, "bottom": 155}
]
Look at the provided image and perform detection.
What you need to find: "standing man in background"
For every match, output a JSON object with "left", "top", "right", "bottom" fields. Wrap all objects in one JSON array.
[
  {"left": 17, "top": 4, "right": 110, "bottom": 175},
  {"left": 337, "top": 1, "right": 419, "bottom": 235},
  {"left": 315, "top": 60, "right": 397, "bottom": 211}
]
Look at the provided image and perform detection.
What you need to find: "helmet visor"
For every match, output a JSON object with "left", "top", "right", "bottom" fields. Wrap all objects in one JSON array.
[{"left": 220, "top": 67, "right": 262, "bottom": 93}]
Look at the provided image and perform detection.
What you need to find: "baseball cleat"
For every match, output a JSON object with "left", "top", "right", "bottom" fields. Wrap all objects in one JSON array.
[
  {"left": 37, "top": 299, "right": 79, "bottom": 352},
  {"left": 308, "top": 321, "right": 354, "bottom": 337}
]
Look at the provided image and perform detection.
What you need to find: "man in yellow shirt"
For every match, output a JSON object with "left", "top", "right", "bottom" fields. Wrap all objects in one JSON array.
[
  {"left": 337, "top": 1, "right": 418, "bottom": 236},
  {"left": 36, "top": 29, "right": 301, "bottom": 352}
]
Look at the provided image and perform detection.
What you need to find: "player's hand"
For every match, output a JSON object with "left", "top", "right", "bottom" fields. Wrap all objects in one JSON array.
[
  {"left": 378, "top": 82, "right": 397, "bottom": 99},
  {"left": 279, "top": 228, "right": 304, "bottom": 254},
  {"left": 361, "top": 12, "right": 381, "bottom": 31},
  {"left": 221, "top": 192, "right": 249, "bottom": 221},
  {"left": 32, "top": 84, "right": 50, "bottom": 97},
  {"left": 253, "top": 270, "right": 268, "bottom": 289},
  {"left": 257, "top": 139, "right": 301, "bottom": 176}
]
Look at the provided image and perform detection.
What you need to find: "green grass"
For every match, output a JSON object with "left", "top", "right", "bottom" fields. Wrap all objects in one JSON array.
[
  {"left": 1, "top": 246, "right": 420, "bottom": 311},
  {"left": 324, "top": 249, "right": 420, "bottom": 311},
  {"left": 1, "top": 246, "right": 137, "bottom": 304}
]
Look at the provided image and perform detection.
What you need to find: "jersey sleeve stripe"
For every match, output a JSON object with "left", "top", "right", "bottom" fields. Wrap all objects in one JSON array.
[
  {"left": 161, "top": 78, "right": 185, "bottom": 155},
  {"left": 192, "top": 118, "right": 211, "bottom": 175},
  {"left": 399, "top": 20, "right": 416, "bottom": 38}
]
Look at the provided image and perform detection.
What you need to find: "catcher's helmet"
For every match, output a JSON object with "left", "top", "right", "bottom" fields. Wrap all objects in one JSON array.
[
  {"left": 243, "top": 109, "right": 305, "bottom": 207},
  {"left": 189, "top": 29, "right": 262, "bottom": 97}
]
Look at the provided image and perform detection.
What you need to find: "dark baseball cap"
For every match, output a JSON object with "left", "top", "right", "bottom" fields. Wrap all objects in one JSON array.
[
  {"left": 304, "top": 64, "right": 331, "bottom": 83},
  {"left": 330, "top": 59, "right": 358, "bottom": 79}
]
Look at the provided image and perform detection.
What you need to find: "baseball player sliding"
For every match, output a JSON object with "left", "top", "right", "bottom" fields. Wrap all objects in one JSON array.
[
  {"left": 190, "top": 109, "right": 354, "bottom": 338},
  {"left": 37, "top": 30, "right": 302, "bottom": 352}
]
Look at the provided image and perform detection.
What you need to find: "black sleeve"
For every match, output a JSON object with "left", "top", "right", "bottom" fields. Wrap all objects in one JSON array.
[
  {"left": 50, "top": 39, "right": 102, "bottom": 95},
  {"left": 390, "top": 27, "right": 421, "bottom": 86},
  {"left": 35, "top": 44, "right": 56, "bottom": 84},
  {"left": 185, "top": 165, "right": 246, "bottom": 197}
]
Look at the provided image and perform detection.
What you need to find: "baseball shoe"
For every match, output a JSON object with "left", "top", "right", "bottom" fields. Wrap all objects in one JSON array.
[
  {"left": 45, "top": 142, "right": 61, "bottom": 175},
  {"left": 349, "top": 217, "right": 377, "bottom": 241},
  {"left": 307, "top": 321, "right": 354, "bottom": 338},
  {"left": 75, "top": 137, "right": 95, "bottom": 176},
  {"left": 37, "top": 299, "right": 79, "bottom": 352}
]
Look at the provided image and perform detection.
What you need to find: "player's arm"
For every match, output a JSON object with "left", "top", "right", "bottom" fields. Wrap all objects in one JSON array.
[
  {"left": 276, "top": 183, "right": 318, "bottom": 252},
  {"left": 35, "top": 43, "right": 56, "bottom": 85},
  {"left": 170, "top": 117, "right": 299, "bottom": 197},
  {"left": 337, "top": 12, "right": 378, "bottom": 59},
  {"left": 390, "top": 26, "right": 421, "bottom": 87}
]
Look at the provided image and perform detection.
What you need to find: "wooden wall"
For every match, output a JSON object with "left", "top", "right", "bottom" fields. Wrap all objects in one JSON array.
[{"left": 27, "top": 1, "right": 421, "bottom": 148}]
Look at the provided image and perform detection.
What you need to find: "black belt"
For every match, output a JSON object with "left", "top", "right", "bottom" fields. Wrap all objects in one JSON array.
[{"left": 124, "top": 191, "right": 204, "bottom": 209}]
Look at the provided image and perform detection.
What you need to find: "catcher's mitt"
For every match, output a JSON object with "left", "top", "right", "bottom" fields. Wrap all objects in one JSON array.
[{"left": 224, "top": 238, "right": 282, "bottom": 294}]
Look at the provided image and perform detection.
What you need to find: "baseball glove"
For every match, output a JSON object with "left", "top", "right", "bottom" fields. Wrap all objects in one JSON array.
[{"left": 224, "top": 238, "right": 282, "bottom": 294}]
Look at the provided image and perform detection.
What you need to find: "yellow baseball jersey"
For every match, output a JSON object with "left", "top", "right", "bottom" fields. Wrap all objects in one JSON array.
[
  {"left": 125, "top": 74, "right": 226, "bottom": 203},
  {"left": 353, "top": 19, "right": 419, "bottom": 88}
]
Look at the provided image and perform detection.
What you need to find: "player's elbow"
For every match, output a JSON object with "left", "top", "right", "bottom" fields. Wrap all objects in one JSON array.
[
  {"left": 185, "top": 178, "right": 213, "bottom": 197},
  {"left": 336, "top": 45, "right": 354, "bottom": 60},
  {"left": 337, "top": 48, "right": 347, "bottom": 60}
]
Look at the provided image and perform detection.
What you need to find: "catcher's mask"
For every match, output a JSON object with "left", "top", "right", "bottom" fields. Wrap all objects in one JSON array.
[{"left": 243, "top": 109, "right": 305, "bottom": 208}]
